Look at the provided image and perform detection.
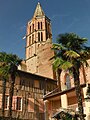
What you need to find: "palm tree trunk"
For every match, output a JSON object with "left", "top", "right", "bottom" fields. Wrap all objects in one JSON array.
[
  {"left": 2, "top": 78, "right": 6, "bottom": 119},
  {"left": 56, "top": 69, "right": 62, "bottom": 91},
  {"left": 8, "top": 73, "right": 15, "bottom": 120},
  {"left": 73, "top": 68, "right": 85, "bottom": 120},
  {"left": 81, "top": 65, "right": 86, "bottom": 83}
]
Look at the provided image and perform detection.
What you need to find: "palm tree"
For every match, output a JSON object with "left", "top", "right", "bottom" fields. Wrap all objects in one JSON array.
[
  {"left": 0, "top": 52, "right": 10, "bottom": 119},
  {"left": 51, "top": 53, "right": 72, "bottom": 90},
  {"left": 52, "top": 33, "right": 90, "bottom": 120},
  {"left": 51, "top": 43, "right": 73, "bottom": 90},
  {"left": 0, "top": 52, "right": 22, "bottom": 120}
]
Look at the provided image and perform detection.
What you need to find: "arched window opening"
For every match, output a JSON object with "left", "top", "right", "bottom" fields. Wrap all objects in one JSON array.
[
  {"left": 29, "top": 36, "right": 31, "bottom": 45},
  {"left": 32, "top": 34, "right": 34, "bottom": 44},
  {"left": 38, "top": 22, "right": 40, "bottom": 30},
  {"left": 41, "top": 32, "right": 43, "bottom": 41},
  {"left": 65, "top": 74, "right": 71, "bottom": 89},
  {"left": 38, "top": 32, "right": 40, "bottom": 42},
  {"left": 41, "top": 22, "right": 42, "bottom": 29},
  {"left": 46, "top": 22, "right": 47, "bottom": 32},
  {"left": 32, "top": 24, "right": 34, "bottom": 32},
  {"left": 30, "top": 26, "right": 31, "bottom": 34}
]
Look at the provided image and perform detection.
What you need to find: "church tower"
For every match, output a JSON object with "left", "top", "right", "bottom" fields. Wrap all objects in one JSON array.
[{"left": 25, "top": 2, "right": 54, "bottom": 79}]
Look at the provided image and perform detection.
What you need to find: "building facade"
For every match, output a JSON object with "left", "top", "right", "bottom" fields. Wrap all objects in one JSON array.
[
  {"left": 43, "top": 60, "right": 90, "bottom": 120},
  {"left": 1, "top": 2, "right": 90, "bottom": 120},
  {"left": 0, "top": 70, "right": 56, "bottom": 120},
  {"left": 0, "top": 2, "right": 57, "bottom": 120}
]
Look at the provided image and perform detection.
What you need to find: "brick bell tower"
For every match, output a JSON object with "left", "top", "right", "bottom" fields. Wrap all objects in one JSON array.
[{"left": 25, "top": 2, "right": 54, "bottom": 79}]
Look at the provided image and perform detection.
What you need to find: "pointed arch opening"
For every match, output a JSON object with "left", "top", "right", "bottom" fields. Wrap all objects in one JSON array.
[
  {"left": 38, "top": 32, "right": 40, "bottom": 42},
  {"left": 64, "top": 74, "right": 71, "bottom": 89},
  {"left": 30, "top": 26, "right": 31, "bottom": 34},
  {"left": 38, "top": 22, "right": 40, "bottom": 30},
  {"left": 32, "top": 24, "right": 34, "bottom": 32},
  {"left": 41, "top": 22, "right": 42, "bottom": 29},
  {"left": 41, "top": 32, "right": 43, "bottom": 41},
  {"left": 29, "top": 36, "right": 31, "bottom": 45},
  {"left": 32, "top": 34, "right": 34, "bottom": 44}
]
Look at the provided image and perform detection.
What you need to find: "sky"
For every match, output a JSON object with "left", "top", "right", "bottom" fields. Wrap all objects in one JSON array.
[{"left": 0, "top": 0, "right": 90, "bottom": 59}]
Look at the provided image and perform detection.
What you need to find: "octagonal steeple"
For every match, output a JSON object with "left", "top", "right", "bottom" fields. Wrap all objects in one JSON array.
[
  {"left": 26, "top": 2, "right": 53, "bottom": 78},
  {"left": 33, "top": 2, "right": 45, "bottom": 18}
]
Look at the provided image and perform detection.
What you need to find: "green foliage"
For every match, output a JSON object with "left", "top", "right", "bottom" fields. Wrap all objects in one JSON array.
[
  {"left": 52, "top": 32, "right": 90, "bottom": 120},
  {"left": 0, "top": 52, "right": 22, "bottom": 66},
  {"left": 64, "top": 50, "right": 80, "bottom": 59},
  {"left": 57, "top": 33, "right": 87, "bottom": 51},
  {"left": 0, "top": 52, "right": 22, "bottom": 77},
  {"left": 0, "top": 52, "right": 22, "bottom": 119},
  {"left": 52, "top": 33, "right": 90, "bottom": 73}
]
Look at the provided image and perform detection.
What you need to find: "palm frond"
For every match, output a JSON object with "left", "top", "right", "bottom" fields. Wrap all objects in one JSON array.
[
  {"left": 59, "top": 61, "right": 73, "bottom": 70},
  {"left": 64, "top": 50, "right": 80, "bottom": 59},
  {"left": 53, "top": 57, "right": 63, "bottom": 71},
  {"left": 52, "top": 43, "right": 66, "bottom": 50},
  {"left": 53, "top": 57, "right": 73, "bottom": 71}
]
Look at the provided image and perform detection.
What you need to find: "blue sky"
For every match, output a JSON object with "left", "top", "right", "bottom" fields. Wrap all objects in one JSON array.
[{"left": 0, "top": 0, "right": 90, "bottom": 59}]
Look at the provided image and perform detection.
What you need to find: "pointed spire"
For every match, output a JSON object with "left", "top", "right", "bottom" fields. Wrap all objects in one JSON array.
[{"left": 33, "top": 2, "right": 45, "bottom": 18}]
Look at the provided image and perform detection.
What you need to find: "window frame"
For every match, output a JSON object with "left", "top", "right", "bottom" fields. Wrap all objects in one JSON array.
[{"left": 16, "top": 97, "right": 22, "bottom": 111}]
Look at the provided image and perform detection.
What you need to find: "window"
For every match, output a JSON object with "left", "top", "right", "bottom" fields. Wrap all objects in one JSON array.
[
  {"left": 32, "top": 34, "right": 34, "bottom": 44},
  {"left": 12, "top": 96, "right": 22, "bottom": 111},
  {"left": 30, "top": 26, "right": 31, "bottom": 33},
  {"left": 16, "top": 97, "right": 22, "bottom": 111},
  {"left": 41, "top": 32, "right": 43, "bottom": 41},
  {"left": 65, "top": 74, "right": 71, "bottom": 89},
  {"left": 32, "top": 24, "right": 34, "bottom": 32},
  {"left": 29, "top": 36, "right": 31, "bottom": 45},
  {"left": 38, "top": 32, "right": 40, "bottom": 41},
  {"left": 41, "top": 22, "right": 42, "bottom": 29},
  {"left": 5, "top": 95, "right": 9, "bottom": 109},
  {"left": 46, "top": 22, "right": 47, "bottom": 31},
  {"left": 38, "top": 32, "right": 43, "bottom": 42},
  {"left": 38, "top": 22, "right": 40, "bottom": 29}
]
